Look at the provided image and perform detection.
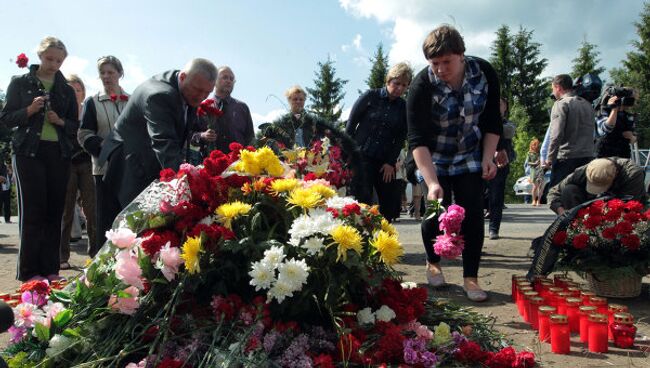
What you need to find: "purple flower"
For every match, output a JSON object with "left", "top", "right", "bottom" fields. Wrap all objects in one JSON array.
[
  {"left": 403, "top": 346, "right": 419, "bottom": 364},
  {"left": 421, "top": 351, "right": 439, "bottom": 367},
  {"left": 21, "top": 291, "right": 47, "bottom": 307},
  {"left": 8, "top": 325, "right": 27, "bottom": 344}
]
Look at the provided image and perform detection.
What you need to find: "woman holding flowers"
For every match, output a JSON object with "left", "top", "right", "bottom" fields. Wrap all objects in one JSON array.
[
  {"left": 407, "top": 25, "right": 502, "bottom": 301},
  {"left": 78, "top": 55, "right": 129, "bottom": 250},
  {"left": 0, "top": 36, "right": 78, "bottom": 281}
]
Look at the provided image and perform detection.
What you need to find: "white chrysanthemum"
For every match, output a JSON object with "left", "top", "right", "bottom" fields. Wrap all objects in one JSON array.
[
  {"left": 310, "top": 209, "right": 341, "bottom": 234},
  {"left": 198, "top": 215, "right": 216, "bottom": 225},
  {"left": 262, "top": 245, "right": 286, "bottom": 268},
  {"left": 46, "top": 334, "right": 73, "bottom": 357},
  {"left": 325, "top": 196, "right": 358, "bottom": 209},
  {"left": 356, "top": 307, "right": 375, "bottom": 325},
  {"left": 375, "top": 305, "right": 396, "bottom": 322},
  {"left": 301, "top": 236, "right": 325, "bottom": 255},
  {"left": 288, "top": 214, "right": 318, "bottom": 240},
  {"left": 277, "top": 258, "right": 310, "bottom": 289},
  {"left": 249, "top": 261, "right": 276, "bottom": 291},
  {"left": 401, "top": 281, "right": 418, "bottom": 289},
  {"left": 268, "top": 279, "right": 294, "bottom": 303}
]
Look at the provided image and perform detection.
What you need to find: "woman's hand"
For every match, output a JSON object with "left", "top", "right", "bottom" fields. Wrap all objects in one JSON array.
[
  {"left": 46, "top": 111, "right": 64, "bottom": 126},
  {"left": 26, "top": 96, "right": 47, "bottom": 116},
  {"left": 380, "top": 164, "right": 395, "bottom": 183},
  {"left": 427, "top": 182, "right": 444, "bottom": 201},
  {"left": 481, "top": 158, "right": 497, "bottom": 180}
]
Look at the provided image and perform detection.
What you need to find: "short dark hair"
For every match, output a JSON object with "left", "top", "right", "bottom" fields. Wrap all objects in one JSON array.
[
  {"left": 552, "top": 74, "right": 573, "bottom": 90},
  {"left": 422, "top": 24, "right": 466, "bottom": 59}
]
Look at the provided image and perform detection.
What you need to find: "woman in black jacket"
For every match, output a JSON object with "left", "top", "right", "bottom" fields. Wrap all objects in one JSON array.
[{"left": 0, "top": 36, "right": 78, "bottom": 281}]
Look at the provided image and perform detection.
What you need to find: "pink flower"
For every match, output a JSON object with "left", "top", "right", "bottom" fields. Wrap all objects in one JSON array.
[
  {"left": 108, "top": 286, "right": 140, "bottom": 315},
  {"left": 21, "top": 290, "right": 47, "bottom": 307},
  {"left": 42, "top": 301, "right": 66, "bottom": 327},
  {"left": 13, "top": 303, "right": 44, "bottom": 328},
  {"left": 433, "top": 234, "right": 464, "bottom": 259},
  {"left": 438, "top": 204, "right": 465, "bottom": 234},
  {"left": 105, "top": 228, "right": 137, "bottom": 249},
  {"left": 114, "top": 250, "right": 144, "bottom": 290},
  {"left": 157, "top": 242, "right": 184, "bottom": 281},
  {"left": 8, "top": 326, "right": 27, "bottom": 344},
  {"left": 405, "top": 321, "right": 434, "bottom": 340}
]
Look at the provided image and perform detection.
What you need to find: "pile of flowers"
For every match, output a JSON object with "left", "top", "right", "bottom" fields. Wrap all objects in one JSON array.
[
  {"left": 552, "top": 198, "right": 650, "bottom": 279},
  {"left": 2, "top": 144, "right": 534, "bottom": 367},
  {"left": 280, "top": 137, "right": 351, "bottom": 189}
]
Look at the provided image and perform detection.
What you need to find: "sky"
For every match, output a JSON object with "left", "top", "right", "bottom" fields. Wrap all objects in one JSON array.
[{"left": 0, "top": 0, "right": 645, "bottom": 129}]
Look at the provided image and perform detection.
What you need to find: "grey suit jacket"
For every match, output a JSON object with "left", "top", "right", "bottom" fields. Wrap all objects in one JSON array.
[{"left": 99, "top": 70, "right": 195, "bottom": 206}]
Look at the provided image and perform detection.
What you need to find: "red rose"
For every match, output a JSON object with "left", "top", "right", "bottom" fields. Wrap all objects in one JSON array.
[
  {"left": 572, "top": 233, "right": 590, "bottom": 249},
  {"left": 607, "top": 198, "right": 625, "bottom": 211},
  {"left": 621, "top": 234, "right": 640, "bottom": 250},
  {"left": 552, "top": 230, "right": 567, "bottom": 245},
  {"left": 644, "top": 209, "right": 650, "bottom": 220},
  {"left": 576, "top": 208, "right": 590, "bottom": 219},
  {"left": 615, "top": 221, "right": 633, "bottom": 235},
  {"left": 583, "top": 215, "right": 602, "bottom": 230},
  {"left": 588, "top": 200, "right": 605, "bottom": 216},
  {"left": 514, "top": 351, "right": 536, "bottom": 368},
  {"left": 602, "top": 226, "right": 617, "bottom": 240},
  {"left": 604, "top": 209, "right": 622, "bottom": 222},
  {"left": 624, "top": 211, "right": 642, "bottom": 223},
  {"left": 624, "top": 200, "right": 644, "bottom": 212},
  {"left": 16, "top": 53, "right": 29, "bottom": 68}
]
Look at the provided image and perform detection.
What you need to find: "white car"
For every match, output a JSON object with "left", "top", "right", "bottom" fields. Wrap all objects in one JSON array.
[{"left": 513, "top": 171, "right": 551, "bottom": 196}]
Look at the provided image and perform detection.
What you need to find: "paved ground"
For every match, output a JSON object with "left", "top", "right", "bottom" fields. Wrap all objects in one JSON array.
[{"left": 1, "top": 205, "right": 649, "bottom": 367}]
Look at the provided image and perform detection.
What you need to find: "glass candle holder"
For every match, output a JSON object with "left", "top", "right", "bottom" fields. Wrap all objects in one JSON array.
[
  {"left": 512, "top": 275, "right": 527, "bottom": 302},
  {"left": 556, "top": 291, "right": 572, "bottom": 315},
  {"left": 580, "top": 291, "right": 596, "bottom": 305},
  {"left": 6, "top": 299, "right": 19, "bottom": 308},
  {"left": 0, "top": 293, "right": 9, "bottom": 301},
  {"left": 522, "top": 291, "right": 539, "bottom": 323},
  {"left": 517, "top": 286, "right": 533, "bottom": 317},
  {"left": 532, "top": 275, "right": 548, "bottom": 293},
  {"left": 550, "top": 314, "right": 570, "bottom": 354},
  {"left": 579, "top": 306, "right": 597, "bottom": 343},
  {"left": 548, "top": 287, "right": 564, "bottom": 308},
  {"left": 565, "top": 297, "right": 582, "bottom": 333},
  {"left": 611, "top": 312, "right": 636, "bottom": 349},
  {"left": 589, "top": 297, "right": 608, "bottom": 314},
  {"left": 588, "top": 313, "right": 609, "bottom": 353},
  {"left": 10, "top": 293, "right": 22, "bottom": 301},
  {"left": 607, "top": 304, "right": 628, "bottom": 341},
  {"left": 539, "top": 280, "right": 554, "bottom": 302},
  {"left": 538, "top": 305, "right": 557, "bottom": 343},
  {"left": 528, "top": 296, "right": 545, "bottom": 330},
  {"left": 566, "top": 286, "right": 581, "bottom": 298}
]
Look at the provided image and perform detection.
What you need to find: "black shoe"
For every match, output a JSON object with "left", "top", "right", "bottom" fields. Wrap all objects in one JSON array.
[
  {"left": 70, "top": 237, "right": 82, "bottom": 243},
  {"left": 489, "top": 231, "right": 499, "bottom": 240}
]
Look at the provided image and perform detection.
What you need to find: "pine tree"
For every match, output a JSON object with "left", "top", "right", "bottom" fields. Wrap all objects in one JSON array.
[
  {"left": 306, "top": 56, "right": 348, "bottom": 123},
  {"left": 490, "top": 25, "right": 514, "bottom": 102},
  {"left": 610, "top": 1, "right": 650, "bottom": 146},
  {"left": 510, "top": 26, "right": 549, "bottom": 138},
  {"left": 571, "top": 38, "right": 605, "bottom": 78},
  {"left": 366, "top": 43, "right": 389, "bottom": 89}
]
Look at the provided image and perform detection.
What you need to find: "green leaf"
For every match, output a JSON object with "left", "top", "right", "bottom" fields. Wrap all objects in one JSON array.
[
  {"left": 62, "top": 327, "right": 81, "bottom": 338},
  {"left": 34, "top": 322, "right": 50, "bottom": 342},
  {"left": 52, "top": 309, "right": 73, "bottom": 328}
]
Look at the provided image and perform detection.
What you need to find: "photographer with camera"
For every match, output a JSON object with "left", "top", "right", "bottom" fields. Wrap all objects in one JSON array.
[{"left": 596, "top": 86, "right": 637, "bottom": 158}]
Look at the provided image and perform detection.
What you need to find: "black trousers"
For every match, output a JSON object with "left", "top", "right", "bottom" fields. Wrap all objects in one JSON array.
[
  {"left": 95, "top": 175, "right": 122, "bottom": 254},
  {"left": 14, "top": 142, "right": 70, "bottom": 281},
  {"left": 351, "top": 156, "right": 401, "bottom": 221},
  {"left": 487, "top": 165, "right": 509, "bottom": 233},
  {"left": 549, "top": 157, "right": 593, "bottom": 189},
  {"left": 0, "top": 189, "right": 11, "bottom": 222},
  {"left": 420, "top": 172, "right": 485, "bottom": 278}
]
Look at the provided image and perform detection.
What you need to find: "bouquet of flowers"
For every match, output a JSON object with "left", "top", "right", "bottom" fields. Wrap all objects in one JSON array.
[
  {"left": 2, "top": 144, "right": 534, "bottom": 367},
  {"left": 425, "top": 200, "right": 466, "bottom": 259},
  {"left": 552, "top": 198, "right": 650, "bottom": 279},
  {"left": 280, "top": 137, "right": 351, "bottom": 189}
]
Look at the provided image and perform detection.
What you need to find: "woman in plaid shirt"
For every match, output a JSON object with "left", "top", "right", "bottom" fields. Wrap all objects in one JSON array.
[{"left": 407, "top": 25, "right": 503, "bottom": 302}]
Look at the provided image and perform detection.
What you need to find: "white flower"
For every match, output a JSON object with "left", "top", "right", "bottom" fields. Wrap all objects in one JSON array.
[
  {"left": 401, "top": 282, "right": 417, "bottom": 289},
  {"left": 46, "top": 334, "right": 73, "bottom": 357},
  {"left": 356, "top": 307, "right": 375, "bottom": 325},
  {"left": 42, "top": 301, "right": 66, "bottom": 327},
  {"left": 277, "top": 258, "right": 310, "bottom": 289},
  {"left": 249, "top": 261, "right": 276, "bottom": 291},
  {"left": 105, "top": 228, "right": 137, "bottom": 249},
  {"left": 199, "top": 215, "right": 216, "bottom": 225},
  {"left": 310, "top": 209, "right": 340, "bottom": 234},
  {"left": 268, "top": 279, "right": 294, "bottom": 303},
  {"left": 262, "top": 246, "right": 286, "bottom": 268},
  {"left": 375, "top": 305, "right": 396, "bottom": 322},
  {"left": 289, "top": 214, "right": 318, "bottom": 240},
  {"left": 301, "top": 237, "right": 325, "bottom": 255},
  {"left": 325, "top": 196, "right": 358, "bottom": 209}
]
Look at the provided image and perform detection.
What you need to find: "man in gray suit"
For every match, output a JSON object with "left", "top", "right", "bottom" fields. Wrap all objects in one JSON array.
[{"left": 98, "top": 58, "right": 217, "bottom": 235}]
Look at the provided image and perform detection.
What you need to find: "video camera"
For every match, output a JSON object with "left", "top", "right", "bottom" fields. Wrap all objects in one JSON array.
[{"left": 604, "top": 86, "right": 635, "bottom": 107}]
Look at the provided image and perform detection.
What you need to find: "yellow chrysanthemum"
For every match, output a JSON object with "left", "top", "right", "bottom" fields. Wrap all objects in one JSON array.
[
  {"left": 266, "top": 160, "right": 285, "bottom": 177},
  {"left": 238, "top": 149, "right": 262, "bottom": 176},
  {"left": 370, "top": 230, "right": 403, "bottom": 265},
  {"left": 308, "top": 183, "right": 336, "bottom": 199},
  {"left": 181, "top": 236, "right": 202, "bottom": 274},
  {"left": 287, "top": 187, "right": 322, "bottom": 210},
  {"left": 381, "top": 218, "right": 398, "bottom": 237},
  {"left": 271, "top": 178, "right": 300, "bottom": 195},
  {"left": 329, "top": 225, "right": 363, "bottom": 262},
  {"left": 216, "top": 201, "right": 252, "bottom": 228}
]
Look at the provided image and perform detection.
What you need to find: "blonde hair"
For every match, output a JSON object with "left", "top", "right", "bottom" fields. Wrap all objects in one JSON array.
[
  {"left": 37, "top": 36, "right": 68, "bottom": 57},
  {"left": 285, "top": 85, "right": 306, "bottom": 100},
  {"left": 66, "top": 74, "right": 85, "bottom": 92},
  {"left": 385, "top": 62, "right": 413, "bottom": 84},
  {"left": 529, "top": 138, "right": 540, "bottom": 153}
]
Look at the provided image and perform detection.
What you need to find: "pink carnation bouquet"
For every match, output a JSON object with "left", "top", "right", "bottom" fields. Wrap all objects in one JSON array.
[{"left": 426, "top": 200, "right": 466, "bottom": 259}]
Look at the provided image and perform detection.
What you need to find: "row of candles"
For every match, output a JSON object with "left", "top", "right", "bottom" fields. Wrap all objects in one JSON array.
[
  {"left": 512, "top": 274, "right": 637, "bottom": 354},
  {"left": 0, "top": 279, "right": 68, "bottom": 307}
]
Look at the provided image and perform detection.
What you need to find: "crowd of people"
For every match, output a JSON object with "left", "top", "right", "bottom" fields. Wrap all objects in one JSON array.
[{"left": 0, "top": 25, "right": 645, "bottom": 303}]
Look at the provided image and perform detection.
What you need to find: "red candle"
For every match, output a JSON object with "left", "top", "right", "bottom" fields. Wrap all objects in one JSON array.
[
  {"left": 588, "top": 313, "right": 609, "bottom": 353},
  {"left": 611, "top": 312, "right": 636, "bottom": 349},
  {"left": 607, "top": 304, "right": 628, "bottom": 341},
  {"left": 579, "top": 306, "right": 597, "bottom": 343},
  {"left": 589, "top": 297, "right": 608, "bottom": 314},
  {"left": 517, "top": 286, "right": 533, "bottom": 317},
  {"left": 0, "top": 293, "right": 9, "bottom": 301},
  {"left": 527, "top": 296, "right": 545, "bottom": 330},
  {"left": 522, "top": 291, "right": 539, "bottom": 323},
  {"left": 512, "top": 275, "right": 527, "bottom": 302},
  {"left": 539, "top": 280, "right": 554, "bottom": 301},
  {"left": 550, "top": 314, "right": 570, "bottom": 354},
  {"left": 556, "top": 291, "right": 572, "bottom": 315},
  {"left": 538, "top": 305, "right": 557, "bottom": 342},
  {"left": 565, "top": 297, "right": 582, "bottom": 333},
  {"left": 6, "top": 300, "right": 19, "bottom": 308},
  {"left": 547, "top": 287, "right": 564, "bottom": 308},
  {"left": 580, "top": 291, "right": 596, "bottom": 305},
  {"left": 532, "top": 275, "right": 548, "bottom": 293},
  {"left": 566, "top": 286, "right": 581, "bottom": 298}
]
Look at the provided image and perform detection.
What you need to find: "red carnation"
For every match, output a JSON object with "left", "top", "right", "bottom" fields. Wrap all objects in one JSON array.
[
  {"left": 159, "top": 168, "right": 177, "bottom": 182},
  {"left": 624, "top": 211, "right": 642, "bottom": 223},
  {"left": 588, "top": 200, "right": 605, "bottom": 216},
  {"left": 156, "top": 357, "right": 187, "bottom": 368},
  {"left": 110, "top": 94, "right": 117, "bottom": 102},
  {"left": 454, "top": 340, "right": 487, "bottom": 364},
  {"left": 607, "top": 198, "right": 625, "bottom": 211},
  {"left": 140, "top": 229, "right": 180, "bottom": 257},
  {"left": 19, "top": 280, "right": 50, "bottom": 295},
  {"left": 572, "top": 233, "right": 590, "bottom": 249},
  {"left": 602, "top": 226, "right": 617, "bottom": 240},
  {"left": 119, "top": 94, "right": 128, "bottom": 101},
  {"left": 513, "top": 351, "right": 536, "bottom": 368},
  {"left": 644, "top": 209, "right": 650, "bottom": 220},
  {"left": 16, "top": 53, "right": 29, "bottom": 68},
  {"left": 615, "top": 221, "right": 633, "bottom": 235},
  {"left": 552, "top": 230, "right": 567, "bottom": 245},
  {"left": 197, "top": 98, "right": 224, "bottom": 117},
  {"left": 342, "top": 203, "right": 361, "bottom": 217},
  {"left": 583, "top": 215, "right": 602, "bottom": 230},
  {"left": 484, "top": 346, "right": 517, "bottom": 368},
  {"left": 621, "top": 234, "right": 640, "bottom": 250},
  {"left": 604, "top": 208, "right": 622, "bottom": 222}
]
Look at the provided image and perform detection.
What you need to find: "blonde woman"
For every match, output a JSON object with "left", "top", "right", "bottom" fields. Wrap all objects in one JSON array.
[
  {"left": 0, "top": 36, "right": 78, "bottom": 281},
  {"left": 527, "top": 138, "right": 544, "bottom": 206}
]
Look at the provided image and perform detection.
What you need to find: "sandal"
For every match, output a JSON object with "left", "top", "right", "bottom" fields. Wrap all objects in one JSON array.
[
  {"left": 463, "top": 287, "right": 488, "bottom": 302},
  {"left": 59, "top": 262, "right": 71, "bottom": 270}
]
